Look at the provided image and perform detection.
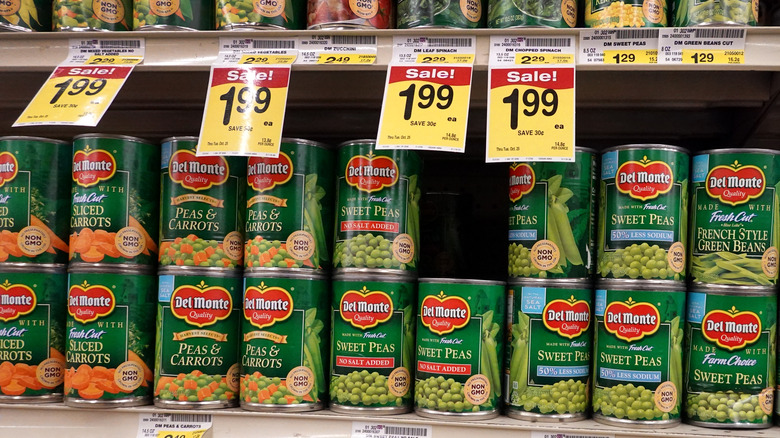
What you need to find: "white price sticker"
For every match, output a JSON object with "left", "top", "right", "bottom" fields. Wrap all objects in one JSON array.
[
  {"left": 658, "top": 28, "right": 745, "bottom": 64},
  {"left": 297, "top": 35, "right": 378, "bottom": 64},
  {"left": 137, "top": 413, "right": 213, "bottom": 438},
  {"left": 352, "top": 422, "right": 431, "bottom": 438},
  {"left": 579, "top": 29, "right": 659, "bottom": 64},
  {"left": 530, "top": 433, "right": 614, "bottom": 438}
]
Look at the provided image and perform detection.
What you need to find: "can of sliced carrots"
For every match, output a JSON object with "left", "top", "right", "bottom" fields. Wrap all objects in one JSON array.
[{"left": 69, "top": 134, "right": 160, "bottom": 269}]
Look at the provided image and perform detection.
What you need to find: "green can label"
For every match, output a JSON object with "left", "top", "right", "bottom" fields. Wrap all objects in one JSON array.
[
  {"left": 217, "top": 0, "right": 306, "bottom": 29},
  {"left": 0, "top": 138, "right": 71, "bottom": 265},
  {"left": 487, "top": 0, "right": 577, "bottom": 28},
  {"left": 65, "top": 271, "right": 156, "bottom": 402},
  {"left": 70, "top": 137, "right": 160, "bottom": 266},
  {"left": 593, "top": 287, "right": 685, "bottom": 422},
  {"left": 690, "top": 151, "right": 779, "bottom": 286},
  {"left": 0, "top": 270, "right": 66, "bottom": 398},
  {"left": 330, "top": 278, "right": 415, "bottom": 409},
  {"left": 0, "top": 0, "right": 52, "bottom": 32},
  {"left": 598, "top": 147, "right": 689, "bottom": 281},
  {"left": 684, "top": 292, "right": 776, "bottom": 426},
  {"left": 584, "top": 0, "right": 666, "bottom": 27},
  {"left": 160, "top": 139, "right": 245, "bottom": 269},
  {"left": 134, "top": 0, "right": 215, "bottom": 29},
  {"left": 506, "top": 284, "right": 591, "bottom": 416},
  {"left": 508, "top": 151, "right": 596, "bottom": 279},
  {"left": 240, "top": 275, "right": 329, "bottom": 406},
  {"left": 334, "top": 143, "right": 422, "bottom": 272},
  {"left": 398, "top": 0, "right": 484, "bottom": 29},
  {"left": 673, "top": 0, "right": 757, "bottom": 26},
  {"left": 415, "top": 281, "right": 504, "bottom": 414},
  {"left": 154, "top": 272, "right": 241, "bottom": 404},
  {"left": 54, "top": 0, "right": 133, "bottom": 30},
  {"left": 245, "top": 141, "right": 333, "bottom": 270}
]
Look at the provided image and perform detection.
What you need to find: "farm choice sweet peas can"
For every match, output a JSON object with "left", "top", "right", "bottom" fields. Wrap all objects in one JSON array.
[
  {"left": 487, "top": 0, "right": 576, "bottom": 28},
  {"left": 505, "top": 279, "right": 591, "bottom": 422},
  {"left": 333, "top": 141, "right": 421, "bottom": 275},
  {"left": 241, "top": 271, "right": 329, "bottom": 411},
  {"left": 154, "top": 267, "right": 241, "bottom": 408},
  {"left": 508, "top": 148, "right": 596, "bottom": 280},
  {"left": 0, "top": 137, "right": 71, "bottom": 267},
  {"left": 307, "top": 0, "right": 393, "bottom": 28},
  {"left": 64, "top": 267, "right": 156, "bottom": 407},
  {"left": 414, "top": 278, "right": 504, "bottom": 419},
  {"left": 245, "top": 139, "right": 333, "bottom": 272},
  {"left": 598, "top": 144, "right": 689, "bottom": 283},
  {"left": 690, "top": 149, "right": 780, "bottom": 288},
  {"left": 396, "top": 0, "right": 485, "bottom": 29},
  {"left": 0, "top": 266, "right": 67, "bottom": 402},
  {"left": 160, "top": 137, "right": 245, "bottom": 270},
  {"left": 684, "top": 289, "right": 776, "bottom": 429},
  {"left": 584, "top": 0, "right": 666, "bottom": 27},
  {"left": 330, "top": 273, "right": 416, "bottom": 414},
  {"left": 54, "top": 0, "right": 134, "bottom": 30},
  {"left": 592, "top": 280, "right": 686, "bottom": 427},
  {"left": 70, "top": 134, "right": 160, "bottom": 268},
  {"left": 218, "top": 0, "right": 306, "bottom": 29},
  {"left": 133, "top": 0, "right": 215, "bottom": 29}
]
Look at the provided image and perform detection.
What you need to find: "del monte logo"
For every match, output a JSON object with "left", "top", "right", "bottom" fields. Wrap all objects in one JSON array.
[
  {"left": 171, "top": 281, "right": 232, "bottom": 328},
  {"left": 73, "top": 146, "right": 116, "bottom": 188},
  {"left": 604, "top": 297, "right": 660, "bottom": 342},
  {"left": 247, "top": 153, "right": 293, "bottom": 192},
  {"left": 340, "top": 286, "right": 393, "bottom": 329},
  {"left": 509, "top": 163, "right": 535, "bottom": 203},
  {"left": 244, "top": 282, "right": 294, "bottom": 329},
  {"left": 68, "top": 281, "right": 115, "bottom": 324},
  {"left": 702, "top": 306, "right": 762, "bottom": 351},
  {"left": 0, "top": 280, "right": 36, "bottom": 323},
  {"left": 543, "top": 295, "right": 590, "bottom": 339},
  {"left": 706, "top": 160, "right": 765, "bottom": 206},
  {"left": 420, "top": 292, "right": 470, "bottom": 335},
  {"left": 616, "top": 156, "right": 674, "bottom": 201},
  {"left": 169, "top": 149, "right": 229, "bottom": 191},
  {"left": 345, "top": 153, "right": 398, "bottom": 193},
  {"left": 0, "top": 152, "right": 18, "bottom": 188}
]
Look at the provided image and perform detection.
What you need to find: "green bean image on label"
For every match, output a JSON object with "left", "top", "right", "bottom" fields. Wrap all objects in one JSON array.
[{"left": 673, "top": 0, "right": 757, "bottom": 26}]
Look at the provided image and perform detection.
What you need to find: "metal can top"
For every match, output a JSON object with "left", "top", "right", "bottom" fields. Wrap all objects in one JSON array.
[
  {"left": 157, "top": 266, "right": 243, "bottom": 278},
  {"left": 575, "top": 146, "right": 598, "bottom": 155},
  {"left": 68, "top": 264, "right": 157, "bottom": 276},
  {"left": 418, "top": 278, "right": 506, "bottom": 287},
  {"left": 161, "top": 136, "right": 198, "bottom": 144},
  {"left": 689, "top": 283, "right": 777, "bottom": 297},
  {"left": 244, "top": 269, "right": 328, "bottom": 281},
  {"left": 333, "top": 271, "right": 417, "bottom": 283},
  {"left": 338, "top": 139, "right": 378, "bottom": 148},
  {"left": 281, "top": 137, "right": 330, "bottom": 150},
  {"left": 507, "top": 277, "right": 593, "bottom": 289},
  {"left": 73, "top": 133, "right": 153, "bottom": 145},
  {"left": 601, "top": 144, "right": 690, "bottom": 155},
  {"left": 0, "top": 136, "right": 69, "bottom": 145},
  {"left": 0, "top": 264, "right": 67, "bottom": 274},
  {"left": 694, "top": 147, "right": 780, "bottom": 156},
  {"left": 596, "top": 278, "right": 685, "bottom": 292}
]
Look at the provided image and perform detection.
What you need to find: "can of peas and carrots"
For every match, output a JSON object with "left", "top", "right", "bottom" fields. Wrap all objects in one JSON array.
[
  {"left": 54, "top": 0, "right": 134, "bottom": 30},
  {"left": 330, "top": 272, "right": 416, "bottom": 414},
  {"left": 64, "top": 266, "right": 156, "bottom": 407},
  {"left": 70, "top": 134, "right": 160, "bottom": 269},
  {"left": 334, "top": 140, "right": 422, "bottom": 275},
  {"left": 218, "top": 0, "right": 306, "bottom": 29},
  {"left": 154, "top": 267, "right": 242, "bottom": 409},
  {"left": 584, "top": 0, "right": 667, "bottom": 27},
  {"left": 133, "top": 0, "right": 214, "bottom": 29},
  {"left": 598, "top": 144, "right": 689, "bottom": 283},
  {"left": 160, "top": 137, "right": 245, "bottom": 270},
  {"left": 245, "top": 138, "right": 333, "bottom": 272},
  {"left": 690, "top": 149, "right": 780, "bottom": 288},
  {"left": 397, "top": 0, "right": 485, "bottom": 29},
  {"left": 509, "top": 147, "right": 596, "bottom": 280},
  {"left": 0, "top": 137, "right": 71, "bottom": 267},
  {"left": 0, "top": 266, "right": 67, "bottom": 403},
  {"left": 592, "top": 279, "right": 686, "bottom": 427},
  {"left": 240, "top": 270, "right": 329, "bottom": 411},
  {"left": 307, "top": 0, "right": 393, "bottom": 29},
  {"left": 487, "top": 0, "right": 576, "bottom": 28},
  {"left": 414, "top": 278, "right": 505, "bottom": 419},
  {"left": 683, "top": 288, "right": 776, "bottom": 429},
  {"left": 0, "top": 0, "right": 53, "bottom": 31},
  {"left": 505, "top": 278, "right": 592, "bottom": 422},
  {"left": 673, "top": 0, "right": 757, "bottom": 26}
]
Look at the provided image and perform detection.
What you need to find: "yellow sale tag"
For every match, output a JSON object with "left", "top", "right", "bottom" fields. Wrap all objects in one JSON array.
[
  {"left": 603, "top": 50, "right": 658, "bottom": 64},
  {"left": 515, "top": 53, "right": 575, "bottom": 65},
  {"left": 317, "top": 53, "right": 377, "bottom": 64},
  {"left": 86, "top": 55, "right": 143, "bottom": 65},
  {"left": 377, "top": 65, "right": 472, "bottom": 152},
  {"left": 239, "top": 54, "right": 296, "bottom": 65},
  {"left": 681, "top": 49, "right": 744, "bottom": 65},
  {"left": 156, "top": 430, "right": 207, "bottom": 438},
  {"left": 415, "top": 54, "right": 475, "bottom": 64},
  {"left": 198, "top": 65, "right": 290, "bottom": 156},
  {"left": 487, "top": 66, "right": 575, "bottom": 162},
  {"left": 14, "top": 65, "right": 133, "bottom": 127}
]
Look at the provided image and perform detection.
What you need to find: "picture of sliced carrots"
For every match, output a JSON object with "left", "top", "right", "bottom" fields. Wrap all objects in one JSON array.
[
  {"left": 63, "top": 352, "right": 153, "bottom": 400},
  {"left": 0, "top": 216, "right": 69, "bottom": 262},
  {"left": 0, "top": 351, "right": 67, "bottom": 397},
  {"left": 69, "top": 217, "right": 158, "bottom": 263}
]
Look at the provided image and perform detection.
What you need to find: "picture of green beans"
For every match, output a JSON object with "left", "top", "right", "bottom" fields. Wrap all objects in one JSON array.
[
  {"left": 415, "top": 377, "right": 479, "bottom": 412},
  {"left": 691, "top": 252, "right": 774, "bottom": 286},
  {"left": 334, "top": 233, "right": 405, "bottom": 270},
  {"left": 303, "top": 174, "right": 329, "bottom": 269},
  {"left": 330, "top": 370, "right": 404, "bottom": 407},
  {"left": 685, "top": 391, "right": 770, "bottom": 424},
  {"left": 594, "top": 383, "right": 678, "bottom": 421},
  {"left": 599, "top": 243, "right": 681, "bottom": 281},
  {"left": 508, "top": 310, "right": 530, "bottom": 399},
  {"left": 674, "top": 0, "right": 755, "bottom": 25},
  {"left": 303, "top": 308, "right": 326, "bottom": 400},
  {"left": 408, "top": 174, "right": 421, "bottom": 259},
  {"left": 480, "top": 310, "right": 501, "bottom": 401}
]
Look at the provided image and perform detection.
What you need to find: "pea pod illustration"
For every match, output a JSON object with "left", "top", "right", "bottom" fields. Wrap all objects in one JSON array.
[{"left": 480, "top": 310, "right": 501, "bottom": 400}]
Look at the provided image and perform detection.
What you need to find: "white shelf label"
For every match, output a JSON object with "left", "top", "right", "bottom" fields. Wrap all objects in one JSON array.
[
  {"left": 137, "top": 413, "right": 213, "bottom": 438},
  {"left": 579, "top": 29, "right": 659, "bottom": 65},
  {"left": 297, "top": 35, "right": 378, "bottom": 65},
  {"left": 658, "top": 28, "right": 746, "bottom": 65},
  {"left": 531, "top": 433, "right": 614, "bottom": 438},
  {"left": 352, "top": 422, "right": 431, "bottom": 438}
]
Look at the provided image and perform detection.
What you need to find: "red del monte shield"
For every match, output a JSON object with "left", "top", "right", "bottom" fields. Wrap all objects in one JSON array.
[
  {"left": 171, "top": 284, "right": 233, "bottom": 328},
  {"left": 73, "top": 149, "right": 116, "bottom": 188},
  {"left": 68, "top": 283, "right": 115, "bottom": 324},
  {"left": 345, "top": 155, "right": 398, "bottom": 193},
  {"left": 604, "top": 299, "right": 660, "bottom": 342},
  {"left": 247, "top": 153, "right": 293, "bottom": 192},
  {"left": 509, "top": 163, "right": 535, "bottom": 203},
  {"left": 0, "top": 152, "right": 18, "bottom": 188},
  {"left": 543, "top": 298, "right": 590, "bottom": 339},
  {"left": 0, "top": 281, "right": 36, "bottom": 323},
  {"left": 616, "top": 159, "right": 673, "bottom": 201},
  {"left": 244, "top": 285, "right": 294, "bottom": 330},
  {"left": 340, "top": 287, "right": 393, "bottom": 329},
  {"left": 169, "top": 150, "right": 229, "bottom": 191},
  {"left": 702, "top": 308, "right": 762, "bottom": 351},
  {"left": 706, "top": 163, "right": 765, "bottom": 206},
  {"left": 420, "top": 293, "right": 470, "bottom": 336}
]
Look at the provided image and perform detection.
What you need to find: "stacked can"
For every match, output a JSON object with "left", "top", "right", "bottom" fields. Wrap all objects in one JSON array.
[
  {"left": 329, "top": 140, "right": 420, "bottom": 415},
  {"left": 594, "top": 144, "right": 689, "bottom": 427},
  {"left": 65, "top": 134, "right": 159, "bottom": 407},
  {"left": 154, "top": 137, "right": 244, "bottom": 409},
  {"left": 505, "top": 148, "right": 596, "bottom": 422},
  {"left": 684, "top": 148, "right": 779, "bottom": 429},
  {"left": 0, "top": 137, "right": 70, "bottom": 403},
  {"left": 241, "top": 138, "right": 332, "bottom": 412}
]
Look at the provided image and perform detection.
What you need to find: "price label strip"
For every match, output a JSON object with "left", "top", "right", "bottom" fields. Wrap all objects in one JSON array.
[
  {"left": 14, "top": 39, "right": 144, "bottom": 127},
  {"left": 659, "top": 28, "right": 746, "bottom": 65},
  {"left": 579, "top": 29, "right": 659, "bottom": 64},
  {"left": 376, "top": 36, "right": 476, "bottom": 152},
  {"left": 486, "top": 36, "right": 576, "bottom": 163},
  {"left": 197, "top": 37, "right": 297, "bottom": 157},
  {"left": 137, "top": 413, "right": 212, "bottom": 438},
  {"left": 351, "top": 422, "right": 432, "bottom": 438},
  {"left": 297, "top": 35, "right": 378, "bottom": 65}
]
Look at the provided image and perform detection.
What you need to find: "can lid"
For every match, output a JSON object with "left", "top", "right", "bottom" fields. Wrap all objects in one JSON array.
[
  {"left": 507, "top": 277, "right": 593, "bottom": 289},
  {"left": 694, "top": 148, "right": 780, "bottom": 156},
  {"left": 596, "top": 278, "right": 686, "bottom": 292},
  {"left": 0, "top": 264, "right": 67, "bottom": 274},
  {"left": 73, "top": 133, "right": 153, "bottom": 145},
  {"left": 68, "top": 264, "right": 158, "bottom": 276},
  {"left": 600, "top": 144, "right": 690, "bottom": 155},
  {"left": 281, "top": 138, "right": 330, "bottom": 150},
  {"left": 244, "top": 268, "right": 328, "bottom": 280},
  {"left": 338, "top": 139, "right": 377, "bottom": 149},
  {"left": 161, "top": 136, "right": 199, "bottom": 144},
  {"left": 0, "top": 136, "right": 70, "bottom": 146},
  {"left": 419, "top": 278, "right": 506, "bottom": 287},
  {"left": 689, "top": 282, "right": 777, "bottom": 296},
  {"left": 333, "top": 270, "right": 418, "bottom": 282},
  {"left": 575, "top": 146, "right": 598, "bottom": 155},
  {"left": 157, "top": 266, "right": 242, "bottom": 278}
]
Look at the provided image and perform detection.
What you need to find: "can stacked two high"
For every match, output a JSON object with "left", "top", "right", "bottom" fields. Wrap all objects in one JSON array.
[{"left": 505, "top": 147, "right": 596, "bottom": 422}]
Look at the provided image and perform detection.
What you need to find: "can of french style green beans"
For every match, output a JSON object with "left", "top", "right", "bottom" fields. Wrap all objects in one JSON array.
[
  {"left": 160, "top": 137, "right": 245, "bottom": 270},
  {"left": 0, "top": 137, "right": 71, "bottom": 267},
  {"left": 64, "top": 267, "right": 156, "bottom": 407},
  {"left": 598, "top": 144, "right": 689, "bottom": 283},
  {"left": 245, "top": 138, "right": 333, "bottom": 272},
  {"left": 584, "top": 0, "right": 667, "bottom": 27},
  {"left": 240, "top": 270, "right": 329, "bottom": 411},
  {"left": 683, "top": 288, "right": 776, "bottom": 429},
  {"left": 673, "top": 0, "right": 756, "bottom": 26},
  {"left": 690, "top": 148, "right": 780, "bottom": 288},
  {"left": 70, "top": 134, "right": 160, "bottom": 269},
  {"left": 505, "top": 278, "right": 591, "bottom": 422},
  {"left": 133, "top": 0, "right": 215, "bottom": 29},
  {"left": 396, "top": 0, "right": 485, "bottom": 29},
  {"left": 154, "top": 267, "right": 241, "bottom": 409},
  {"left": 509, "top": 147, "right": 596, "bottom": 280},
  {"left": 218, "top": 0, "right": 306, "bottom": 29},
  {"left": 0, "top": 266, "right": 67, "bottom": 403},
  {"left": 487, "top": 0, "right": 576, "bottom": 28},
  {"left": 333, "top": 140, "right": 422, "bottom": 275},
  {"left": 414, "top": 278, "right": 504, "bottom": 419},
  {"left": 54, "top": 0, "right": 133, "bottom": 30},
  {"left": 592, "top": 279, "right": 685, "bottom": 427},
  {"left": 0, "top": 0, "right": 53, "bottom": 31},
  {"left": 330, "top": 272, "right": 416, "bottom": 414}
]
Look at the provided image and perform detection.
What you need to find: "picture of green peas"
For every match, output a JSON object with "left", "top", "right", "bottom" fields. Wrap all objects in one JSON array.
[
  {"left": 330, "top": 370, "right": 404, "bottom": 407},
  {"left": 514, "top": 380, "right": 588, "bottom": 415},
  {"left": 54, "top": 0, "right": 133, "bottom": 30},
  {"left": 334, "top": 233, "right": 404, "bottom": 270},
  {"left": 598, "top": 243, "right": 681, "bottom": 281},
  {"left": 685, "top": 391, "right": 770, "bottom": 424},
  {"left": 160, "top": 235, "right": 237, "bottom": 268},
  {"left": 415, "top": 377, "right": 478, "bottom": 413},
  {"left": 594, "top": 383, "right": 677, "bottom": 421}
]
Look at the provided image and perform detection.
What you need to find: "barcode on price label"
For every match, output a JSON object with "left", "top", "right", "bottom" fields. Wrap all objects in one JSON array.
[
  {"left": 136, "top": 413, "right": 213, "bottom": 438},
  {"left": 169, "top": 414, "right": 213, "bottom": 423},
  {"left": 530, "top": 432, "right": 614, "bottom": 438},
  {"left": 352, "top": 422, "right": 432, "bottom": 438}
]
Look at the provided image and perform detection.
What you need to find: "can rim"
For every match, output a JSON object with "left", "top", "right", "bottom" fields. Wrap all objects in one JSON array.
[
  {"left": 157, "top": 266, "right": 242, "bottom": 277},
  {"left": 244, "top": 269, "right": 328, "bottom": 280},
  {"left": 418, "top": 278, "right": 505, "bottom": 286},
  {"left": 333, "top": 271, "right": 417, "bottom": 282},
  {"left": 73, "top": 133, "right": 153, "bottom": 145},
  {"left": 338, "top": 139, "right": 377, "bottom": 148},
  {"left": 601, "top": 144, "right": 690, "bottom": 155},
  {"left": 0, "top": 264, "right": 66, "bottom": 274},
  {"left": 596, "top": 278, "right": 686, "bottom": 291},
  {"left": 507, "top": 277, "right": 592, "bottom": 288},
  {"left": 0, "top": 136, "right": 70, "bottom": 145},
  {"left": 695, "top": 148, "right": 780, "bottom": 156},
  {"left": 281, "top": 137, "right": 330, "bottom": 149},
  {"left": 689, "top": 283, "right": 777, "bottom": 296},
  {"left": 161, "top": 136, "right": 199, "bottom": 144},
  {"left": 68, "top": 264, "right": 158, "bottom": 275},
  {"left": 575, "top": 146, "right": 598, "bottom": 154}
]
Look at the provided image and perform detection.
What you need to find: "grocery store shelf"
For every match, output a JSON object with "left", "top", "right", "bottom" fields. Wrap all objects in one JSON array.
[{"left": 0, "top": 404, "right": 778, "bottom": 438}]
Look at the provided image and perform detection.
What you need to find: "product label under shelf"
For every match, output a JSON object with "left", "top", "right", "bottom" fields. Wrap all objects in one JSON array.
[
  {"left": 137, "top": 413, "right": 213, "bottom": 438},
  {"left": 352, "top": 422, "right": 432, "bottom": 438}
]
